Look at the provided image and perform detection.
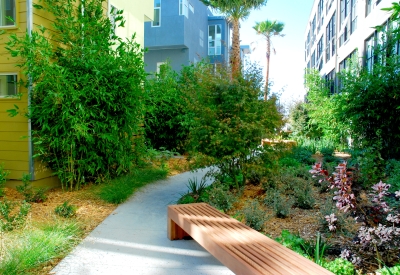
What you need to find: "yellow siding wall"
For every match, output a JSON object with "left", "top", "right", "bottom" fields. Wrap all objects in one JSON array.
[
  {"left": 110, "top": 0, "right": 153, "bottom": 47},
  {"left": 0, "top": 0, "right": 29, "bottom": 180}
]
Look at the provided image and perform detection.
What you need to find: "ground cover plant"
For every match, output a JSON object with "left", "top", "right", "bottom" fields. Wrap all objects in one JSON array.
[
  {"left": 0, "top": 161, "right": 175, "bottom": 275},
  {"left": 4, "top": 0, "right": 147, "bottom": 190}
]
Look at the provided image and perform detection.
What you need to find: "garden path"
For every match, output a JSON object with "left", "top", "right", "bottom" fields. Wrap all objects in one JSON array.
[{"left": 52, "top": 168, "right": 234, "bottom": 275}]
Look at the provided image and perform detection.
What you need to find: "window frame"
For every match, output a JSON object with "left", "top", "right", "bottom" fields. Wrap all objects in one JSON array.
[
  {"left": 208, "top": 24, "right": 222, "bottom": 56},
  {"left": 179, "top": 0, "right": 188, "bottom": 18},
  {"left": 0, "top": 72, "right": 18, "bottom": 98},
  {"left": 152, "top": 0, "right": 161, "bottom": 27},
  {"left": 0, "top": 0, "right": 18, "bottom": 29}
]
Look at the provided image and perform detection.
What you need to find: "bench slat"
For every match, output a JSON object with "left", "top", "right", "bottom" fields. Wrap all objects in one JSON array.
[{"left": 168, "top": 203, "right": 334, "bottom": 275}]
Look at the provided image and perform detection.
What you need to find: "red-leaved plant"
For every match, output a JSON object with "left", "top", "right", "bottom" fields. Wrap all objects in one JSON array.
[{"left": 310, "top": 162, "right": 400, "bottom": 270}]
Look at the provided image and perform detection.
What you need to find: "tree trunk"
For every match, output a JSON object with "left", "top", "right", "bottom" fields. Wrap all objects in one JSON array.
[
  {"left": 231, "top": 18, "right": 241, "bottom": 78},
  {"left": 265, "top": 36, "right": 271, "bottom": 101}
]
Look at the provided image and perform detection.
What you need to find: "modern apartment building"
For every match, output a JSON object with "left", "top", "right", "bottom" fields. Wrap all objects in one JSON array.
[
  {"left": 144, "top": 0, "right": 231, "bottom": 73},
  {"left": 304, "top": 0, "right": 395, "bottom": 92},
  {"left": 0, "top": 0, "right": 153, "bottom": 187}
]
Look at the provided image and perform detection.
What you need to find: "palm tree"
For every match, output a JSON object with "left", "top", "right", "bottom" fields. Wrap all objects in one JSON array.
[
  {"left": 202, "top": 0, "right": 268, "bottom": 77},
  {"left": 253, "top": 20, "right": 285, "bottom": 101}
]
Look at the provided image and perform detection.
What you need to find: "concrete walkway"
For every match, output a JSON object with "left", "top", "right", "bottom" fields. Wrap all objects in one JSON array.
[{"left": 52, "top": 169, "right": 234, "bottom": 275}]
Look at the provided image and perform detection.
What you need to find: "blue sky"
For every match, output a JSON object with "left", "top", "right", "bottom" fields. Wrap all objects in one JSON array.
[{"left": 239, "top": 0, "right": 314, "bottom": 106}]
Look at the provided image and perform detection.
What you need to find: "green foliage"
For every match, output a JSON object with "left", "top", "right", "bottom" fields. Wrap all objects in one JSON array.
[
  {"left": 290, "top": 146, "right": 315, "bottom": 165},
  {"left": 339, "top": 48, "right": 400, "bottom": 159},
  {"left": 55, "top": 201, "right": 77, "bottom": 218},
  {"left": 185, "top": 63, "right": 282, "bottom": 190},
  {"left": 0, "top": 164, "right": 9, "bottom": 197},
  {"left": 97, "top": 167, "right": 168, "bottom": 204},
  {"left": 0, "top": 200, "right": 30, "bottom": 232},
  {"left": 302, "top": 232, "right": 328, "bottom": 266},
  {"left": 5, "top": 0, "right": 147, "bottom": 190},
  {"left": 376, "top": 263, "right": 400, "bottom": 275},
  {"left": 288, "top": 101, "right": 320, "bottom": 138},
  {"left": 322, "top": 258, "right": 355, "bottom": 275},
  {"left": 278, "top": 157, "right": 301, "bottom": 168},
  {"left": 144, "top": 64, "right": 190, "bottom": 152},
  {"left": 275, "top": 229, "right": 307, "bottom": 256},
  {"left": 206, "top": 184, "right": 237, "bottom": 212},
  {"left": 16, "top": 174, "right": 48, "bottom": 203},
  {"left": 247, "top": 170, "right": 262, "bottom": 185},
  {"left": 240, "top": 200, "right": 267, "bottom": 231},
  {"left": 177, "top": 177, "right": 209, "bottom": 204},
  {"left": 293, "top": 181, "right": 315, "bottom": 209},
  {"left": 264, "top": 190, "right": 293, "bottom": 218},
  {"left": 0, "top": 221, "right": 81, "bottom": 274},
  {"left": 385, "top": 159, "right": 400, "bottom": 192},
  {"left": 304, "top": 69, "right": 349, "bottom": 146}
]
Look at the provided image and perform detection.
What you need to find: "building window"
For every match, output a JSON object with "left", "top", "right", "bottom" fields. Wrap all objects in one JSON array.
[
  {"left": 351, "top": 0, "right": 357, "bottom": 34},
  {"left": 208, "top": 25, "right": 221, "bottom": 55},
  {"left": 326, "top": 0, "right": 334, "bottom": 15},
  {"left": 326, "top": 12, "right": 336, "bottom": 62},
  {"left": 199, "top": 29, "right": 204, "bottom": 47},
  {"left": 317, "top": 35, "right": 324, "bottom": 68},
  {"left": 311, "top": 51, "right": 315, "bottom": 68},
  {"left": 152, "top": 0, "right": 161, "bottom": 27},
  {"left": 365, "top": 34, "right": 375, "bottom": 72},
  {"left": 179, "top": 0, "right": 188, "bottom": 18},
  {"left": 0, "top": 74, "right": 17, "bottom": 97},
  {"left": 189, "top": 3, "right": 194, "bottom": 13},
  {"left": 0, "top": 0, "right": 16, "bottom": 27},
  {"left": 317, "top": 0, "right": 324, "bottom": 33},
  {"left": 311, "top": 15, "right": 316, "bottom": 44},
  {"left": 325, "top": 70, "right": 336, "bottom": 94},
  {"left": 340, "top": 0, "right": 350, "bottom": 25}
]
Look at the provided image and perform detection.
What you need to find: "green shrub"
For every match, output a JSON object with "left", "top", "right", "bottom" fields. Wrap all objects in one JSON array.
[
  {"left": 55, "top": 201, "right": 77, "bottom": 218},
  {"left": 265, "top": 190, "right": 293, "bottom": 218},
  {"left": 0, "top": 164, "right": 9, "bottom": 197},
  {"left": 293, "top": 182, "right": 315, "bottom": 209},
  {"left": 386, "top": 159, "right": 400, "bottom": 192},
  {"left": 185, "top": 63, "right": 282, "bottom": 190},
  {"left": 247, "top": 170, "right": 262, "bottom": 185},
  {"left": 176, "top": 177, "right": 209, "bottom": 204},
  {"left": 240, "top": 200, "right": 267, "bottom": 231},
  {"left": 144, "top": 64, "right": 190, "bottom": 152},
  {"left": 206, "top": 185, "right": 237, "bottom": 212},
  {"left": 323, "top": 258, "right": 355, "bottom": 275},
  {"left": 0, "top": 200, "right": 30, "bottom": 232},
  {"left": 176, "top": 193, "right": 196, "bottom": 204},
  {"left": 5, "top": 0, "right": 147, "bottom": 190},
  {"left": 290, "top": 146, "right": 315, "bottom": 165},
  {"left": 278, "top": 157, "right": 301, "bottom": 168},
  {"left": 16, "top": 174, "right": 48, "bottom": 203}
]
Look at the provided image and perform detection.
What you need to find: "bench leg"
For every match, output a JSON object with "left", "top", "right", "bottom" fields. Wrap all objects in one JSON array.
[{"left": 168, "top": 218, "right": 190, "bottom": 240}]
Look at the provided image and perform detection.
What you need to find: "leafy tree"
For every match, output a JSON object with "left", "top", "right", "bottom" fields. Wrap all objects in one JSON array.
[
  {"left": 339, "top": 56, "right": 400, "bottom": 159},
  {"left": 304, "top": 70, "right": 349, "bottom": 146},
  {"left": 144, "top": 64, "right": 190, "bottom": 152},
  {"left": 184, "top": 63, "right": 282, "bottom": 189},
  {"left": 253, "top": 20, "right": 285, "bottom": 100},
  {"left": 201, "top": 0, "right": 268, "bottom": 77},
  {"left": 5, "top": 0, "right": 147, "bottom": 190}
]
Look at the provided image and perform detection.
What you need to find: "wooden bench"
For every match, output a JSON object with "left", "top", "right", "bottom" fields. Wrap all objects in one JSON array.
[{"left": 168, "top": 203, "right": 334, "bottom": 275}]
